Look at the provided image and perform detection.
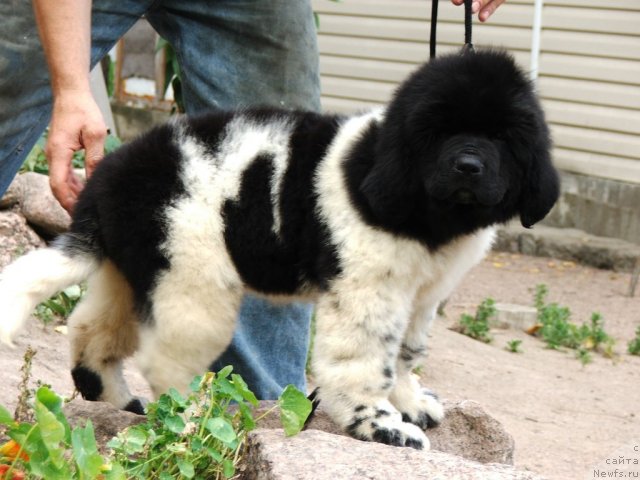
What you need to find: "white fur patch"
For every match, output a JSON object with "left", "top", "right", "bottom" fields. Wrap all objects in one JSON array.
[{"left": 0, "top": 248, "right": 97, "bottom": 346}]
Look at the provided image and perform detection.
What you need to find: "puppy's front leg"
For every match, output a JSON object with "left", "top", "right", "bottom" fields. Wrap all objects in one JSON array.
[
  {"left": 312, "top": 288, "right": 429, "bottom": 450},
  {"left": 389, "top": 294, "right": 444, "bottom": 431}
]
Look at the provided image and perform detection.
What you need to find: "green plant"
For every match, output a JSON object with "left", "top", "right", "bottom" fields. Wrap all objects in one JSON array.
[
  {"left": 157, "top": 38, "right": 184, "bottom": 114},
  {"left": 109, "top": 367, "right": 310, "bottom": 479},
  {"left": 459, "top": 298, "right": 495, "bottom": 343},
  {"left": 576, "top": 347, "right": 592, "bottom": 366},
  {"left": 628, "top": 326, "right": 640, "bottom": 356},
  {"left": 21, "top": 132, "right": 122, "bottom": 175},
  {"left": 0, "top": 386, "right": 120, "bottom": 480},
  {"left": 34, "top": 285, "right": 85, "bottom": 325},
  {"left": 533, "top": 284, "right": 615, "bottom": 361},
  {"left": 506, "top": 339, "right": 523, "bottom": 353},
  {"left": 1, "top": 368, "right": 311, "bottom": 480}
]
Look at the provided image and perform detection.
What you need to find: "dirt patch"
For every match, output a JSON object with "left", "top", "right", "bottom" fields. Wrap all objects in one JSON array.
[{"left": 0, "top": 250, "right": 638, "bottom": 479}]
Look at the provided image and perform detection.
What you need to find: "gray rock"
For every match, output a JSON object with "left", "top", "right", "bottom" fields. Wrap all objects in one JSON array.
[
  {"left": 0, "top": 210, "right": 45, "bottom": 268},
  {"left": 63, "top": 399, "right": 145, "bottom": 452},
  {"left": 254, "top": 399, "right": 515, "bottom": 465},
  {"left": 16, "top": 172, "right": 71, "bottom": 235},
  {"left": 242, "top": 429, "right": 543, "bottom": 480},
  {"left": 0, "top": 175, "right": 23, "bottom": 209},
  {"left": 491, "top": 303, "right": 538, "bottom": 331}
]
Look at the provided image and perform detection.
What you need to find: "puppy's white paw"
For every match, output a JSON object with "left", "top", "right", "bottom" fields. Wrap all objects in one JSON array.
[
  {"left": 346, "top": 403, "right": 430, "bottom": 450},
  {"left": 396, "top": 388, "right": 445, "bottom": 430}
]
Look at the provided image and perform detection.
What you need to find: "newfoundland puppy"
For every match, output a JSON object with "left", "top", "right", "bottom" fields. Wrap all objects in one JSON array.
[{"left": 0, "top": 49, "right": 558, "bottom": 450}]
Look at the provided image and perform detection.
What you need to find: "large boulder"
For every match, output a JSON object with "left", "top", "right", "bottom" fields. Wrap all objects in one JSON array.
[
  {"left": 0, "top": 172, "right": 71, "bottom": 236},
  {"left": 243, "top": 429, "right": 542, "bottom": 480},
  {"left": 0, "top": 210, "right": 45, "bottom": 268},
  {"left": 61, "top": 397, "right": 534, "bottom": 479}
]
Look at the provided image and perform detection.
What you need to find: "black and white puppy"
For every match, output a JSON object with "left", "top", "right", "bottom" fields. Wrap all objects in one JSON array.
[{"left": 0, "top": 50, "right": 558, "bottom": 450}]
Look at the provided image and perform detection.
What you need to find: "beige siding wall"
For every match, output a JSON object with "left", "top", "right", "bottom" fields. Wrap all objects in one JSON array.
[{"left": 313, "top": 0, "right": 640, "bottom": 184}]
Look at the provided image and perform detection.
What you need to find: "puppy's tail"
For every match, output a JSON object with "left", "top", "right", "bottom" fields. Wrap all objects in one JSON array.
[{"left": 0, "top": 236, "right": 99, "bottom": 347}]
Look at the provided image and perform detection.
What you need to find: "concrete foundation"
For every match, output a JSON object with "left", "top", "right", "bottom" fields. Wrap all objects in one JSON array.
[{"left": 544, "top": 171, "right": 640, "bottom": 245}]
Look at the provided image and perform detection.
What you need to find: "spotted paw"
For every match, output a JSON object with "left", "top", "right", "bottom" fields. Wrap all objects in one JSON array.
[
  {"left": 397, "top": 388, "right": 445, "bottom": 430},
  {"left": 345, "top": 403, "right": 430, "bottom": 450}
]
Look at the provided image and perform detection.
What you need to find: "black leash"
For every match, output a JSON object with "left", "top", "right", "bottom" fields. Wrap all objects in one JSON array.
[{"left": 430, "top": 0, "right": 475, "bottom": 60}]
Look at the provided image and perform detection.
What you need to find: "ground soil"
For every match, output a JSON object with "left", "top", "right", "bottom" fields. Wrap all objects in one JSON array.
[{"left": 1, "top": 250, "right": 638, "bottom": 479}]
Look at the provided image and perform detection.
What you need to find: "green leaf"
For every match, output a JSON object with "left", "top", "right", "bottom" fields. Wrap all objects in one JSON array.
[
  {"left": 159, "top": 472, "right": 174, "bottom": 480},
  {"left": 231, "top": 373, "right": 259, "bottom": 406},
  {"left": 103, "top": 462, "right": 127, "bottom": 480},
  {"left": 104, "top": 134, "right": 122, "bottom": 153},
  {"left": 34, "top": 398, "right": 66, "bottom": 468},
  {"left": 205, "top": 417, "right": 237, "bottom": 445},
  {"left": 216, "top": 365, "right": 233, "bottom": 379},
  {"left": 63, "top": 284, "right": 82, "bottom": 300},
  {"left": 189, "top": 375, "right": 204, "bottom": 392},
  {"left": 122, "top": 426, "right": 148, "bottom": 453},
  {"left": 177, "top": 457, "right": 195, "bottom": 478},
  {"left": 0, "top": 404, "right": 13, "bottom": 426},
  {"left": 206, "top": 446, "right": 223, "bottom": 462},
  {"left": 278, "top": 385, "right": 312, "bottom": 436},
  {"left": 43, "top": 298, "right": 67, "bottom": 316},
  {"left": 222, "top": 458, "right": 235, "bottom": 478},
  {"left": 71, "top": 421, "right": 105, "bottom": 477},
  {"left": 36, "top": 386, "right": 70, "bottom": 440},
  {"left": 238, "top": 402, "right": 256, "bottom": 431},
  {"left": 215, "top": 377, "right": 244, "bottom": 403},
  {"left": 165, "top": 414, "right": 186, "bottom": 434}
]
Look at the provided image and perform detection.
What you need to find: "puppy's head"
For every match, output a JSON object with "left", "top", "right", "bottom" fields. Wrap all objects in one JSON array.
[{"left": 361, "top": 49, "right": 559, "bottom": 236}]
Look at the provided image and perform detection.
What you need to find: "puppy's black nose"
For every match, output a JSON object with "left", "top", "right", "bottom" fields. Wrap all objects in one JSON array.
[{"left": 453, "top": 155, "right": 484, "bottom": 176}]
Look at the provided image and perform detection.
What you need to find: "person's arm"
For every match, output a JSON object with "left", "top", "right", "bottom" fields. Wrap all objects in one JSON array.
[
  {"left": 32, "top": 0, "right": 106, "bottom": 213},
  {"left": 451, "top": 0, "right": 506, "bottom": 22}
]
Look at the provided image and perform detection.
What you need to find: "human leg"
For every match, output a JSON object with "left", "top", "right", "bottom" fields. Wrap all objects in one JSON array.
[{"left": 0, "top": 0, "right": 151, "bottom": 197}]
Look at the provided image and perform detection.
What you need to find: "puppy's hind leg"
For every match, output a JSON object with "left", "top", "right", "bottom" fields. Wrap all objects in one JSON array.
[
  {"left": 68, "top": 261, "right": 143, "bottom": 413},
  {"left": 136, "top": 277, "right": 243, "bottom": 400}
]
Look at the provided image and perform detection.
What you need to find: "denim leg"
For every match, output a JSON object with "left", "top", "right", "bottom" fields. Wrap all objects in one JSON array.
[
  {"left": 147, "top": 0, "right": 320, "bottom": 398},
  {"left": 0, "top": 0, "right": 53, "bottom": 196},
  {"left": 0, "top": 0, "right": 151, "bottom": 197},
  {"left": 147, "top": 0, "right": 321, "bottom": 112}
]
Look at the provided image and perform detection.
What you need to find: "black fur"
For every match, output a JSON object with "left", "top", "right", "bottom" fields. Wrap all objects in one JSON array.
[
  {"left": 222, "top": 112, "right": 342, "bottom": 295},
  {"left": 71, "top": 365, "right": 103, "bottom": 401},
  {"left": 123, "top": 398, "right": 145, "bottom": 415},
  {"left": 67, "top": 123, "right": 186, "bottom": 316},
  {"left": 345, "top": 49, "right": 558, "bottom": 248}
]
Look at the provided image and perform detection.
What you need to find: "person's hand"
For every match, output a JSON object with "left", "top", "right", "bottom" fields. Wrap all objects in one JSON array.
[
  {"left": 46, "top": 90, "right": 107, "bottom": 213},
  {"left": 451, "top": 0, "right": 506, "bottom": 22}
]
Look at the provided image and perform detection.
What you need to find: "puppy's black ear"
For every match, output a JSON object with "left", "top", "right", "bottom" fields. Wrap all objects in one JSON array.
[
  {"left": 360, "top": 155, "right": 414, "bottom": 227},
  {"left": 519, "top": 136, "right": 560, "bottom": 228}
]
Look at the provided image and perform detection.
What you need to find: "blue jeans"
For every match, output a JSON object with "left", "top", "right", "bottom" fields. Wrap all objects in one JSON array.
[{"left": 0, "top": 0, "right": 320, "bottom": 400}]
